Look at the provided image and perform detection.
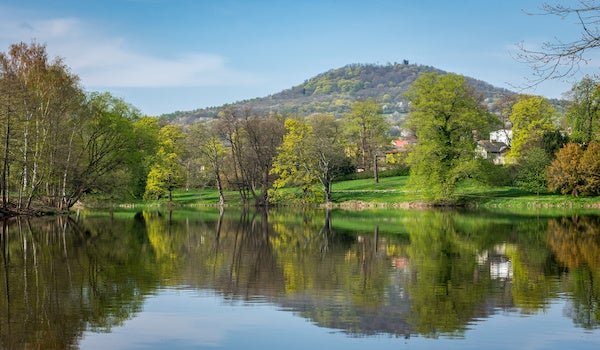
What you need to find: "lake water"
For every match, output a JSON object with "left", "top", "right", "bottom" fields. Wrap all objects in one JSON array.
[{"left": 1, "top": 207, "right": 599, "bottom": 349}]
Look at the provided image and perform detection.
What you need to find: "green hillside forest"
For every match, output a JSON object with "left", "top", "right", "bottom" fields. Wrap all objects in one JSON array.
[{"left": 160, "top": 63, "right": 523, "bottom": 132}]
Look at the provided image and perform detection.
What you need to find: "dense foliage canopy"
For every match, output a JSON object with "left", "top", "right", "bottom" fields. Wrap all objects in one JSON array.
[{"left": 404, "top": 73, "right": 496, "bottom": 202}]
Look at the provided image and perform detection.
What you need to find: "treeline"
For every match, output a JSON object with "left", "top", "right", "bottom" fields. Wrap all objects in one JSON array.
[
  {"left": 0, "top": 43, "right": 156, "bottom": 213},
  {"left": 155, "top": 73, "right": 599, "bottom": 205},
  {"left": 405, "top": 73, "right": 600, "bottom": 202},
  {"left": 156, "top": 98, "right": 388, "bottom": 206},
  {"left": 2, "top": 42, "right": 600, "bottom": 212},
  {"left": 0, "top": 42, "right": 391, "bottom": 211}
]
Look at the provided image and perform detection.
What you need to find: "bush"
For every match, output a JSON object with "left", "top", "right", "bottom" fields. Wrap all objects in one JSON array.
[
  {"left": 514, "top": 147, "right": 551, "bottom": 194},
  {"left": 547, "top": 142, "right": 600, "bottom": 196},
  {"left": 472, "top": 159, "right": 513, "bottom": 186}
]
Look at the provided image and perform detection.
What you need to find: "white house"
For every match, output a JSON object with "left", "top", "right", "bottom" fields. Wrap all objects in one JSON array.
[{"left": 490, "top": 129, "right": 512, "bottom": 147}]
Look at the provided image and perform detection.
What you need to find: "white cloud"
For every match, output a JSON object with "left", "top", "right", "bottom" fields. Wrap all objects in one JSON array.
[{"left": 0, "top": 7, "right": 260, "bottom": 88}]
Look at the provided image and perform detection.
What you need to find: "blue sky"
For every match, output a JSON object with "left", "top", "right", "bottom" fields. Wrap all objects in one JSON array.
[{"left": 1, "top": 0, "right": 596, "bottom": 116}]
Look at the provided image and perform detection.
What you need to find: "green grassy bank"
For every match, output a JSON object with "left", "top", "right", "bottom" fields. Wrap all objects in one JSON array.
[{"left": 98, "top": 175, "right": 600, "bottom": 211}]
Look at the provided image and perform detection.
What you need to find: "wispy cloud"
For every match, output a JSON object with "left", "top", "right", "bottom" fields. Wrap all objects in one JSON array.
[{"left": 0, "top": 7, "right": 260, "bottom": 88}]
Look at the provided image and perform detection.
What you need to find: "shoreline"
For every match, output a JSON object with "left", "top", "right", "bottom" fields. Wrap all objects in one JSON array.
[{"left": 0, "top": 207, "right": 71, "bottom": 219}]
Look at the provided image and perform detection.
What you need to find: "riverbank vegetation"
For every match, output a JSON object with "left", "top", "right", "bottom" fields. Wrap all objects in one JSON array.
[{"left": 1, "top": 42, "right": 600, "bottom": 216}]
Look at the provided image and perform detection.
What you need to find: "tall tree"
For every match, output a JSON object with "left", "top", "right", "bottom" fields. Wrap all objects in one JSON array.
[
  {"left": 215, "top": 107, "right": 247, "bottom": 202},
  {"left": 186, "top": 121, "right": 227, "bottom": 206},
  {"left": 131, "top": 116, "right": 160, "bottom": 198},
  {"left": 0, "top": 52, "right": 21, "bottom": 209},
  {"left": 216, "top": 108, "right": 284, "bottom": 206},
  {"left": 271, "top": 118, "right": 315, "bottom": 200},
  {"left": 404, "top": 73, "right": 494, "bottom": 202},
  {"left": 307, "top": 113, "right": 351, "bottom": 203},
  {"left": 578, "top": 141, "right": 600, "bottom": 195},
  {"left": 60, "top": 92, "right": 141, "bottom": 208},
  {"left": 564, "top": 76, "right": 600, "bottom": 144},
  {"left": 240, "top": 112, "right": 285, "bottom": 206},
  {"left": 271, "top": 114, "right": 349, "bottom": 204},
  {"left": 508, "top": 95, "right": 557, "bottom": 163},
  {"left": 144, "top": 125, "right": 186, "bottom": 201},
  {"left": 343, "top": 99, "right": 388, "bottom": 182},
  {"left": 0, "top": 41, "right": 86, "bottom": 210}
]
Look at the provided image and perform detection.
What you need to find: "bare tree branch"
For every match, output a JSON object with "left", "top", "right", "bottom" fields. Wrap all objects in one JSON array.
[{"left": 518, "top": 1, "right": 600, "bottom": 88}]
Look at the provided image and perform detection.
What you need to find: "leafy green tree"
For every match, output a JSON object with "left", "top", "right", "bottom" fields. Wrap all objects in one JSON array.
[
  {"left": 508, "top": 95, "right": 557, "bottom": 163},
  {"left": 343, "top": 99, "right": 388, "bottom": 182},
  {"left": 185, "top": 121, "right": 227, "bottom": 206},
  {"left": 514, "top": 147, "right": 551, "bottom": 194},
  {"left": 61, "top": 92, "right": 142, "bottom": 208},
  {"left": 271, "top": 114, "right": 350, "bottom": 204},
  {"left": 564, "top": 76, "right": 600, "bottom": 144},
  {"left": 144, "top": 125, "right": 186, "bottom": 201},
  {"left": 307, "top": 113, "right": 352, "bottom": 202},
  {"left": 0, "top": 41, "right": 86, "bottom": 210},
  {"left": 131, "top": 117, "right": 160, "bottom": 198},
  {"left": 404, "top": 73, "right": 494, "bottom": 202}
]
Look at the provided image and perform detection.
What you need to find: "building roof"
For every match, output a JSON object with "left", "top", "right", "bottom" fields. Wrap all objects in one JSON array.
[
  {"left": 392, "top": 139, "right": 417, "bottom": 148},
  {"left": 477, "top": 140, "right": 509, "bottom": 153}
]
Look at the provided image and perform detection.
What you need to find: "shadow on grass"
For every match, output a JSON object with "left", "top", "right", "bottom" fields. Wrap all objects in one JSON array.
[{"left": 460, "top": 187, "right": 534, "bottom": 199}]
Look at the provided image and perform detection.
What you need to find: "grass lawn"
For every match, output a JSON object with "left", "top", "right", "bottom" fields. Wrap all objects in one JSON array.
[
  {"left": 330, "top": 176, "right": 600, "bottom": 208},
  {"left": 330, "top": 176, "right": 420, "bottom": 203},
  {"left": 95, "top": 175, "right": 600, "bottom": 210}
]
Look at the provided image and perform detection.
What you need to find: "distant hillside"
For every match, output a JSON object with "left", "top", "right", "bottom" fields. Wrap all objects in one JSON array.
[{"left": 161, "top": 63, "right": 515, "bottom": 131}]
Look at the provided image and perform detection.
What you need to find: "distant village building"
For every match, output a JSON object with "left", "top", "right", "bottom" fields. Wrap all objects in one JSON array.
[
  {"left": 476, "top": 129, "right": 512, "bottom": 164},
  {"left": 477, "top": 140, "right": 510, "bottom": 164},
  {"left": 390, "top": 129, "right": 511, "bottom": 164},
  {"left": 490, "top": 129, "right": 512, "bottom": 147},
  {"left": 390, "top": 138, "right": 417, "bottom": 152}
]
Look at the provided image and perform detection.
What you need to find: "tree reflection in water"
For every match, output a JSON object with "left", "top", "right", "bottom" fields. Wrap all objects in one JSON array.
[
  {"left": 547, "top": 215, "right": 600, "bottom": 329},
  {"left": 1, "top": 208, "right": 600, "bottom": 348}
]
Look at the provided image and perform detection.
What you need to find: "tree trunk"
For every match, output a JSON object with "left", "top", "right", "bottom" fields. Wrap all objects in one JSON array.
[
  {"left": 2, "top": 108, "right": 10, "bottom": 210},
  {"left": 373, "top": 153, "right": 379, "bottom": 184},
  {"left": 215, "top": 168, "right": 225, "bottom": 207},
  {"left": 324, "top": 179, "right": 332, "bottom": 204},
  {"left": 61, "top": 127, "right": 76, "bottom": 210}
]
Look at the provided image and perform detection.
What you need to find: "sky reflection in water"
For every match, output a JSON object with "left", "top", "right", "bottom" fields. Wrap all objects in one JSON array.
[
  {"left": 79, "top": 288, "right": 600, "bottom": 350},
  {"left": 2, "top": 208, "right": 600, "bottom": 349}
]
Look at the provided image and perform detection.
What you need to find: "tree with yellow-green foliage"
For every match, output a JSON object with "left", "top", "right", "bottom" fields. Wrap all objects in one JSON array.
[
  {"left": 144, "top": 125, "right": 186, "bottom": 201},
  {"left": 508, "top": 95, "right": 557, "bottom": 163},
  {"left": 271, "top": 114, "right": 350, "bottom": 204}
]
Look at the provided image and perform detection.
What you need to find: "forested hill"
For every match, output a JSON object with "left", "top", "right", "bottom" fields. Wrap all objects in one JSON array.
[{"left": 161, "top": 63, "right": 514, "bottom": 126}]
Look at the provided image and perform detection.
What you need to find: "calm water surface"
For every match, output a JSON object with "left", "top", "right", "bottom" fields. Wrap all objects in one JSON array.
[{"left": 1, "top": 208, "right": 599, "bottom": 349}]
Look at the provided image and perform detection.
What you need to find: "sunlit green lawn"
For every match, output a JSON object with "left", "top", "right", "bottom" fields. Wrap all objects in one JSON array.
[{"left": 102, "top": 175, "right": 600, "bottom": 209}]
